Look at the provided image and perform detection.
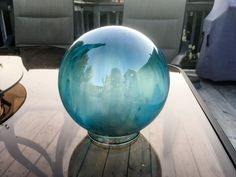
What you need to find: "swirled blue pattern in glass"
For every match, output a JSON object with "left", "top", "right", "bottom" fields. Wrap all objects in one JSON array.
[{"left": 58, "top": 26, "right": 169, "bottom": 145}]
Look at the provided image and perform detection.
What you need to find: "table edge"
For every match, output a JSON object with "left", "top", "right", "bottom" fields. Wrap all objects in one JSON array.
[{"left": 169, "top": 64, "right": 236, "bottom": 169}]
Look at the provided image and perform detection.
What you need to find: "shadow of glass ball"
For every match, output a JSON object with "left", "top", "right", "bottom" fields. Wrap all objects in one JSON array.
[{"left": 68, "top": 134, "right": 161, "bottom": 177}]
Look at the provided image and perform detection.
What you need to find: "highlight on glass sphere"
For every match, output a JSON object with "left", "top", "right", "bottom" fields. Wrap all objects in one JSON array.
[{"left": 58, "top": 26, "right": 170, "bottom": 146}]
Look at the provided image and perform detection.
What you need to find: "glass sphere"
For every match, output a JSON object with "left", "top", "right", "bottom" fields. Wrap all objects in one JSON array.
[{"left": 58, "top": 26, "right": 169, "bottom": 145}]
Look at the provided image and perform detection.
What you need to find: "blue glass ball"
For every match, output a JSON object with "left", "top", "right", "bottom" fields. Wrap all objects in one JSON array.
[{"left": 58, "top": 26, "right": 169, "bottom": 139}]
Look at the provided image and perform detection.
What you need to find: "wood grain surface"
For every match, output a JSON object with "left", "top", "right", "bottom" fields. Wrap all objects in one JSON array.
[
  {"left": 197, "top": 80, "right": 236, "bottom": 149},
  {"left": 0, "top": 57, "right": 235, "bottom": 177}
]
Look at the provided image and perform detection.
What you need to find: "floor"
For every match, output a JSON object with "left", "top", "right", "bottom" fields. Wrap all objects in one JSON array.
[{"left": 196, "top": 80, "right": 236, "bottom": 149}]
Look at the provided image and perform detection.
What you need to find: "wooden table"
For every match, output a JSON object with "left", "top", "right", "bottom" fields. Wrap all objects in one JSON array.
[{"left": 0, "top": 59, "right": 235, "bottom": 177}]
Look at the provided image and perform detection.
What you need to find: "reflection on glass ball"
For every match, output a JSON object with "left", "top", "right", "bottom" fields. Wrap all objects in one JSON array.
[{"left": 58, "top": 26, "right": 169, "bottom": 146}]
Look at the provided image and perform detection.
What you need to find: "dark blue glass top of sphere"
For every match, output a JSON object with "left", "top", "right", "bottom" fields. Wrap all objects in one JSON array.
[{"left": 58, "top": 26, "right": 169, "bottom": 137}]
